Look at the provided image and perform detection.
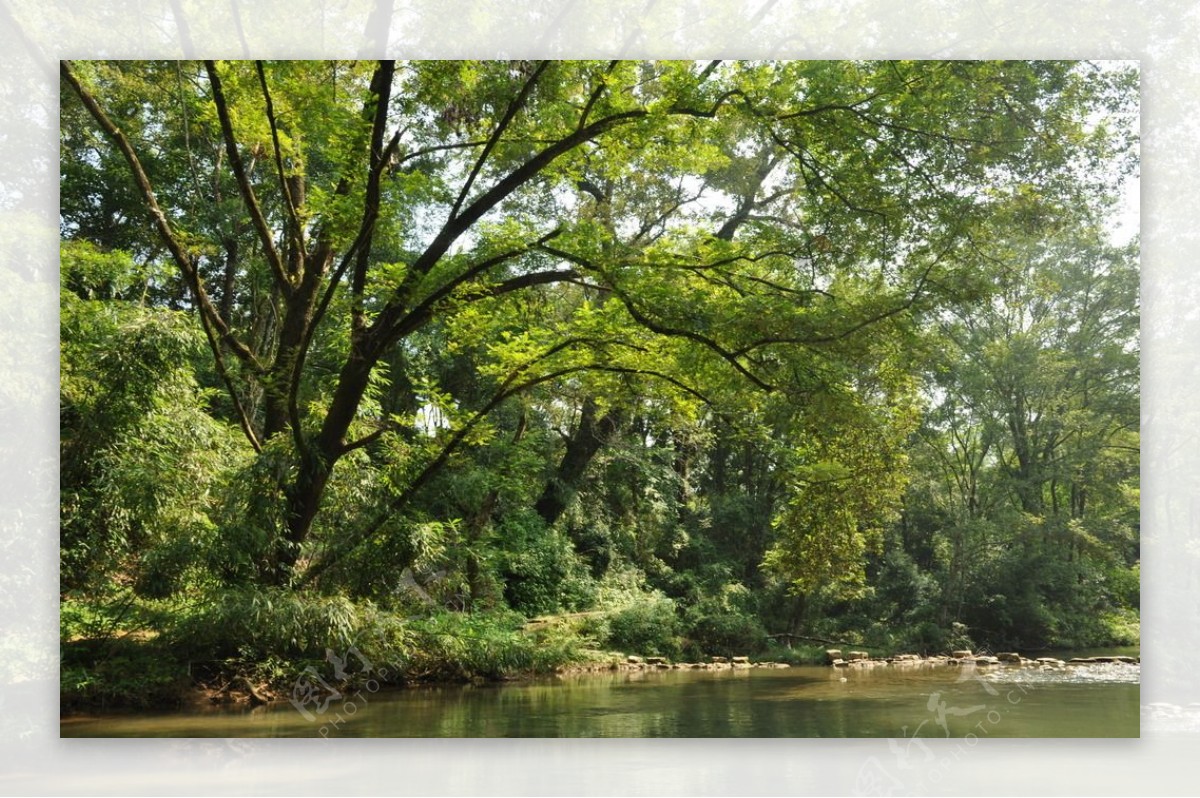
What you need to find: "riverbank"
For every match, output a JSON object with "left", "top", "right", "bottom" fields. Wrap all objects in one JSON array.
[
  {"left": 61, "top": 633, "right": 837, "bottom": 716},
  {"left": 62, "top": 653, "right": 1142, "bottom": 738},
  {"left": 60, "top": 592, "right": 1138, "bottom": 715},
  {"left": 62, "top": 636, "right": 1142, "bottom": 717}
]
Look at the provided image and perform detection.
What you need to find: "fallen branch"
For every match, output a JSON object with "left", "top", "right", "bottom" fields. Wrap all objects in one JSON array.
[
  {"left": 767, "top": 632, "right": 862, "bottom": 649},
  {"left": 238, "top": 676, "right": 272, "bottom": 706}
]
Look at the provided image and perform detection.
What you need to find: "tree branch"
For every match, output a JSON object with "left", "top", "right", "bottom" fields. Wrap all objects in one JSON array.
[
  {"left": 391, "top": 139, "right": 491, "bottom": 171},
  {"left": 450, "top": 60, "right": 551, "bottom": 222},
  {"left": 255, "top": 61, "right": 304, "bottom": 271},
  {"left": 204, "top": 60, "right": 292, "bottom": 293},
  {"left": 62, "top": 61, "right": 266, "bottom": 449},
  {"left": 576, "top": 61, "right": 619, "bottom": 130},
  {"left": 381, "top": 227, "right": 566, "bottom": 346},
  {"left": 368, "top": 106, "right": 654, "bottom": 347},
  {"left": 299, "top": 340, "right": 607, "bottom": 585},
  {"left": 284, "top": 63, "right": 400, "bottom": 462},
  {"left": 541, "top": 243, "right": 776, "bottom": 392},
  {"left": 728, "top": 245, "right": 947, "bottom": 356},
  {"left": 350, "top": 60, "right": 399, "bottom": 324}
]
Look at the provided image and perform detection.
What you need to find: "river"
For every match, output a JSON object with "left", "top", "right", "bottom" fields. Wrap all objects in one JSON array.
[{"left": 61, "top": 650, "right": 1139, "bottom": 738}]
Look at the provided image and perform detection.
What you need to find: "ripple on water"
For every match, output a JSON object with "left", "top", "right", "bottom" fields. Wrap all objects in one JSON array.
[{"left": 982, "top": 661, "right": 1141, "bottom": 685}]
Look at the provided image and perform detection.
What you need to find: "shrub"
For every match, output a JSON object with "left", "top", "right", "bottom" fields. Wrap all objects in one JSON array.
[
  {"left": 683, "top": 604, "right": 767, "bottom": 658},
  {"left": 402, "top": 609, "right": 586, "bottom": 680},
  {"left": 905, "top": 621, "right": 950, "bottom": 654},
  {"left": 499, "top": 518, "right": 598, "bottom": 617},
  {"left": 1101, "top": 609, "right": 1140, "bottom": 646},
  {"left": 61, "top": 638, "right": 188, "bottom": 712},
  {"left": 164, "top": 588, "right": 410, "bottom": 667},
  {"left": 605, "top": 596, "right": 681, "bottom": 658}
]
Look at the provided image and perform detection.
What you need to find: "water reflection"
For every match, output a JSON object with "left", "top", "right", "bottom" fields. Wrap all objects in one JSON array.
[{"left": 61, "top": 661, "right": 1139, "bottom": 738}]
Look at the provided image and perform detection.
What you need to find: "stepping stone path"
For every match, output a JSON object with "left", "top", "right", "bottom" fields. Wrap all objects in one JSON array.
[
  {"left": 818, "top": 651, "right": 1139, "bottom": 671},
  {"left": 562, "top": 650, "right": 1138, "bottom": 676}
]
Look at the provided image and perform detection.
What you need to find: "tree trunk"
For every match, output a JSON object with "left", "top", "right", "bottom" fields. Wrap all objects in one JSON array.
[
  {"left": 270, "top": 337, "right": 379, "bottom": 583},
  {"left": 534, "top": 398, "right": 625, "bottom": 527},
  {"left": 273, "top": 456, "right": 333, "bottom": 584}
]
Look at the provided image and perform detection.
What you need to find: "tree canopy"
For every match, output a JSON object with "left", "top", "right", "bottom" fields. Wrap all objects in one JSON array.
[{"left": 60, "top": 60, "right": 1138, "bottom": 665}]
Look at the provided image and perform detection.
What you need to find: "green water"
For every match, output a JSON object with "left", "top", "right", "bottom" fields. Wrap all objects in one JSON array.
[{"left": 61, "top": 656, "right": 1139, "bottom": 738}]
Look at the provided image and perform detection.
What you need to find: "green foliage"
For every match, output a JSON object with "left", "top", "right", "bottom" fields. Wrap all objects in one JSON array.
[
  {"left": 1108, "top": 562, "right": 1140, "bottom": 609},
  {"left": 1098, "top": 609, "right": 1141, "bottom": 647},
  {"left": 759, "top": 643, "right": 828, "bottom": 666},
  {"left": 311, "top": 463, "right": 466, "bottom": 601},
  {"left": 683, "top": 602, "right": 768, "bottom": 659},
  {"left": 165, "top": 588, "right": 409, "bottom": 664},
  {"left": 60, "top": 243, "right": 245, "bottom": 592},
  {"left": 60, "top": 591, "right": 189, "bottom": 711},
  {"left": 60, "top": 592, "right": 141, "bottom": 649},
  {"left": 402, "top": 609, "right": 587, "bottom": 680},
  {"left": 61, "top": 639, "right": 188, "bottom": 712},
  {"left": 604, "top": 595, "right": 682, "bottom": 658},
  {"left": 498, "top": 514, "right": 598, "bottom": 616},
  {"left": 59, "top": 61, "right": 1139, "bottom": 706},
  {"left": 61, "top": 240, "right": 163, "bottom": 301},
  {"left": 882, "top": 220, "right": 1141, "bottom": 651},
  {"left": 764, "top": 379, "right": 919, "bottom": 598}
]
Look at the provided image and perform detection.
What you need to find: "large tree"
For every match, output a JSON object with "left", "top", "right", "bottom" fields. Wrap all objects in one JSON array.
[{"left": 60, "top": 59, "right": 1135, "bottom": 590}]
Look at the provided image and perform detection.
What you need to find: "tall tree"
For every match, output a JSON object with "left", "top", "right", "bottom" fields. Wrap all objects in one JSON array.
[
  {"left": 906, "top": 211, "right": 1139, "bottom": 645},
  {"left": 60, "top": 59, "right": 1135, "bottom": 591}
]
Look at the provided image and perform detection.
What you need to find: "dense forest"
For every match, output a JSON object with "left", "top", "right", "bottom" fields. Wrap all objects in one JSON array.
[{"left": 59, "top": 60, "right": 1139, "bottom": 709}]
